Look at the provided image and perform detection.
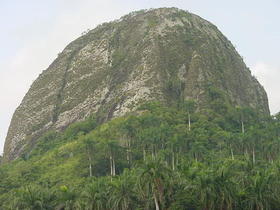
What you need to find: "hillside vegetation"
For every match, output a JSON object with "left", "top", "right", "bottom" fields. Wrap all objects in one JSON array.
[{"left": 0, "top": 88, "right": 280, "bottom": 209}]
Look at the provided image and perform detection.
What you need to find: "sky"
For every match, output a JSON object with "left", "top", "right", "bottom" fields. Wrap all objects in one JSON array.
[{"left": 0, "top": 0, "right": 279, "bottom": 155}]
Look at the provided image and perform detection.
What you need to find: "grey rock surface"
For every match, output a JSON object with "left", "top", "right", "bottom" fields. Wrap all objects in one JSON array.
[{"left": 3, "top": 8, "right": 269, "bottom": 161}]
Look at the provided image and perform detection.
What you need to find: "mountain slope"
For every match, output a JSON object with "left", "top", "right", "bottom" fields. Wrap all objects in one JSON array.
[
  {"left": 1, "top": 102, "right": 280, "bottom": 209},
  {"left": 4, "top": 7, "right": 269, "bottom": 161}
]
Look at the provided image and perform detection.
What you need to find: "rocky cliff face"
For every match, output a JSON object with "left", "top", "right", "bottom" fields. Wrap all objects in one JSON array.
[{"left": 3, "top": 8, "right": 269, "bottom": 161}]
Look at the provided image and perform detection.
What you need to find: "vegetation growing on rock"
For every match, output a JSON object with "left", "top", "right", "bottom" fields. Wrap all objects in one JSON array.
[
  {"left": 0, "top": 98, "right": 279, "bottom": 209},
  {"left": 0, "top": 7, "right": 276, "bottom": 210},
  {"left": 4, "top": 7, "right": 269, "bottom": 161}
]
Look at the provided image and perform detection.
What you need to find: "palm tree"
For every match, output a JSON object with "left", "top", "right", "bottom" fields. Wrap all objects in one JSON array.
[
  {"left": 83, "top": 135, "right": 98, "bottom": 177},
  {"left": 96, "top": 122, "right": 124, "bottom": 178},
  {"left": 121, "top": 116, "right": 140, "bottom": 164},
  {"left": 193, "top": 169, "right": 217, "bottom": 209},
  {"left": 212, "top": 163, "right": 237, "bottom": 209},
  {"left": 82, "top": 177, "right": 110, "bottom": 210},
  {"left": 183, "top": 100, "right": 196, "bottom": 131},
  {"left": 108, "top": 170, "right": 137, "bottom": 210},
  {"left": 240, "top": 170, "right": 280, "bottom": 210},
  {"left": 56, "top": 185, "right": 81, "bottom": 210},
  {"left": 187, "top": 160, "right": 238, "bottom": 210},
  {"left": 13, "top": 185, "right": 56, "bottom": 210},
  {"left": 138, "top": 158, "right": 172, "bottom": 210}
]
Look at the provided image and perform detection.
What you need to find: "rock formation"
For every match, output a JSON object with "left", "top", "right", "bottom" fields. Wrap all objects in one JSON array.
[{"left": 3, "top": 8, "right": 269, "bottom": 161}]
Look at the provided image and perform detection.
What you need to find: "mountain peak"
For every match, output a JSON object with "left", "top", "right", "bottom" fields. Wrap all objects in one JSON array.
[{"left": 3, "top": 8, "right": 269, "bottom": 161}]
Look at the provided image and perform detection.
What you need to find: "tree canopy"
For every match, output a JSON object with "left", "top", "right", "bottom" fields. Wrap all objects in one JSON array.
[{"left": 0, "top": 100, "right": 280, "bottom": 209}]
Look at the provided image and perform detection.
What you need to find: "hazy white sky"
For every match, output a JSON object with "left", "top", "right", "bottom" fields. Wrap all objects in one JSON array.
[{"left": 0, "top": 0, "right": 279, "bottom": 155}]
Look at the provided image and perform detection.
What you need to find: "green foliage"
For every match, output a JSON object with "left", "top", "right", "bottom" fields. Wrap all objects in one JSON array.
[
  {"left": 12, "top": 185, "right": 57, "bottom": 210},
  {"left": 111, "top": 49, "right": 126, "bottom": 68},
  {"left": 1, "top": 101, "right": 280, "bottom": 209},
  {"left": 163, "top": 78, "right": 185, "bottom": 106},
  {"left": 28, "top": 131, "right": 59, "bottom": 158},
  {"left": 63, "top": 115, "right": 97, "bottom": 140},
  {"left": 147, "top": 17, "right": 159, "bottom": 28}
]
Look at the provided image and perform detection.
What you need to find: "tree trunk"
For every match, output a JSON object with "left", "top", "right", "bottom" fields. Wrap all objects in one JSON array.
[
  {"left": 143, "top": 148, "right": 146, "bottom": 161},
  {"left": 172, "top": 151, "right": 175, "bottom": 171},
  {"left": 188, "top": 112, "right": 191, "bottom": 131},
  {"left": 195, "top": 153, "right": 198, "bottom": 162},
  {"left": 245, "top": 148, "right": 248, "bottom": 157},
  {"left": 113, "top": 157, "right": 116, "bottom": 176},
  {"left": 152, "top": 146, "right": 155, "bottom": 160},
  {"left": 230, "top": 145, "right": 234, "bottom": 160},
  {"left": 110, "top": 155, "right": 113, "bottom": 177},
  {"left": 126, "top": 148, "right": 130, "bottom": 164},
  {"left": 153, "top": 193, "right": 160, "bottom": 210},
  {"left": 127, "top": 139, "right": 131, "bottom": 164},
  {"left": 241, "top": 121, "right": 245, "bottom": 133},
  {"left": 252, "top": 147, "right": 256, "bottom": 165},
  {"left": 88, "top": 156, "right": 92, "bottom": 177}
]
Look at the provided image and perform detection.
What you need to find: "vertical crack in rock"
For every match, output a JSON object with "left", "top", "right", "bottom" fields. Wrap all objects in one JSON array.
[
  {"left": 51, "top": 39, "right": 90, "bottom": 125},
  {"left": 52, "top": 51, "right": 77, "bottom": 123}
]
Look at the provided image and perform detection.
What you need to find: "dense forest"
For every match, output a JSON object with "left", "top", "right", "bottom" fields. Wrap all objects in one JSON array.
[{"left": 0, "top": 87, "right": 280, "bottom": 209}]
